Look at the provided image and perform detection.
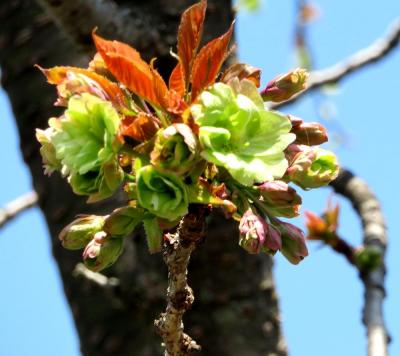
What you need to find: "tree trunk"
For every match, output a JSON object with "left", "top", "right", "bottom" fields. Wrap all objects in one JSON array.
[{"left": 0, "top": 1, "right": 286, "bottom": 354}]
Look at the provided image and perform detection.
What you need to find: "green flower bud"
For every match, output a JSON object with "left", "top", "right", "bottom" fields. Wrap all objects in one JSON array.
[
  {"left": 287, "top": 146, "right": 339, "bottom": 190},
  {"left": 104, "top": 206, "right": 147, "bottom": 237},
  {"left": 191, "top": 82, "right": 295, "bottom": 186},
  {"left": 150, "top": 124, "right": 199, "bottom": 175},
  {"left": 136, "top": 165, "right": 189, "bottom": 221},
  {"left": 83, "top": 233, "right": 124, "bottom": 272},
  {"left": 59, "top": 215, "right": 105, "bottom": 250}
]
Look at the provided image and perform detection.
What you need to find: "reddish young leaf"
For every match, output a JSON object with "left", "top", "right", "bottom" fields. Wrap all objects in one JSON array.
[
  {"left": 93, "top": 34, "right": 169, "bottom": 108},
  {"left": 121, "top": 113, "right": 160, "bottom": 142},
  {"left": 168, "top": 62, "right": 185, "bottom": 96},
  {"left": 191, "top": 23, "right": 234, "bottom": 100},
  {"left": 177, "top": 0, "right": 207, "bottom": 87},
  {"left": 38, "top": 66, "right": 128, "bottom": 110},
  {"left": 93, "top": 32, "right": 142, "bottom": 64}
]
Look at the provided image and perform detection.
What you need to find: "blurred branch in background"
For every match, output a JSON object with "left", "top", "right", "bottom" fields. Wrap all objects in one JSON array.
[
  {"left": 274, "top": 19, "right": 400, "bottom": 109},
  {"left": 330, "top": 169, "right": 388, "bottom": 356},
  {"left": 0, "top": 191, "right": 38, "bottom": 229}
]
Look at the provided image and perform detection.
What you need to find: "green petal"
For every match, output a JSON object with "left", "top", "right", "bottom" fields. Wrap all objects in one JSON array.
[{"left": 193, "top": 82, "right": 295, "bottom": 186}]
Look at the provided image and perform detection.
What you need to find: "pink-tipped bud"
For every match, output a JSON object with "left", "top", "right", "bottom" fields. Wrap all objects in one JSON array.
[
  {"left": 261, "top": 68, "right": 309, "bottom": 102},
  {"left": 239, "top": 209, "right": 282, "bottom": 254},
  {"left": 257, "top": 180, "right": 302, "bottom": 218},
  {"left": 286, "top": 146, "right": 339, "bottom": 190},
  {"left": 83, "top": 232, "right": 124, "bottom": 272},
  {"left": 276, "top": 220, "right": 308, "bottom": 264}
]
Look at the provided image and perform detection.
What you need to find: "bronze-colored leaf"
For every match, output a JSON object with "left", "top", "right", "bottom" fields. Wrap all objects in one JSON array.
[
  {"left": 168, "top": 62, "right": 185, "bottom": 96},
  {"left": 121, "top": 113, "right": 160, "bottom": 143},
  {"left": 191, "top": 23, "right": 234, "bottom": 100},
  {"left": 177, "top": 0, "right": 207, "bottom": 88},
  {"left": 37, "top": 65, "right": 128, "bottom": 110},
  {"left": 93, "top": 34, "right": 169, "bottom": 108}
]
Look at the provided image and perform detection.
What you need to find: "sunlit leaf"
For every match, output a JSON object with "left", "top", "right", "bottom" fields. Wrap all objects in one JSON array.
[
  {"left": 169, "top": 62, "right": 185, "bottom": 96},
  {"left": 121, "top": 113, "right": 160, "bottom": 142},
  {"left": 38, "top": 65, "right": 128, "bottom": 111},
  {"left": 177, "top": 0, "right": 207, "bottom": 88},
  {"left": 93, "top": 34, "right": 169, "bottom": 108},
  {"left": 191, "top": 23, "right": 234, "bottom": 100}
]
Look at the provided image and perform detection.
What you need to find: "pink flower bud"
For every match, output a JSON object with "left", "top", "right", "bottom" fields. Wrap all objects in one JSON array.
[
  {"left": 239, "top": 209, "right": 282, "bottom": 254},
  {"left": 277, "top": 220, "right": 308, "bottom": 264},
  {"left": 83, "top": 233, "right": 124, "bottom": 272},
  {"left": 257, "top": 180, "right": 302, "bottom": 218},
  {"left": 261, "top": 68, "right": 309, "bottom": 102}
]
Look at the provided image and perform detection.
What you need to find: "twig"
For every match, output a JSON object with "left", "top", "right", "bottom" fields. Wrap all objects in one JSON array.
[
  {"left": 154, "top": 205, "right": 207, "bottom": 356},
  {"left": 73, "top": 262, "right": 119, "bottom": 288},
  {"left": 0, "top": 191, "right": 38, "bottom": 229},
  {"left": 273, "top": 19, "right": 400, "bottom": 109},
  {"left": 35, "top": 0, "right": 168, "bottom": 55},
  {"left": 330, "top": 169, "right": 388, "bottom": 356}
]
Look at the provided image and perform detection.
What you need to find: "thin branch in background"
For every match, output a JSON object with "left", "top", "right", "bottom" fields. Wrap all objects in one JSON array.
[
  {"left": 330, "top": 169, "right": 388, "bottom": 356},
  {"left": 154, "top": 205, "right": 207, "bottom": 355},
  {"left": 273, "top": 19, "right": 400, "bottom": 109},
  {"left": 35, "top": 0, "right": 168, "bottom": 55},
  {"left": 0, "top": 191, "right": 38, "bottom": 229}
]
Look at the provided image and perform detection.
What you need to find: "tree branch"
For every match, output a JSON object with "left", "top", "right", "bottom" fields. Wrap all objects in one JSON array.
[
  {"left": 35, "top": 0, "right": 169, "bottom": 55},
  {"left": 154, "top": 206, "right": 207, "bottom": 356},
  {"left": 0, "top": 191, "right": 38, "bottom": 229},
  {"left": 330, "top": 169, "right": 388, "bottom": 356},
  {"left": 273, "top": 19, "right": 400, "bottom": 109}
]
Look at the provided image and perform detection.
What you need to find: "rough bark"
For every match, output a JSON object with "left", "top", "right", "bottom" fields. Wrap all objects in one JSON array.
[{"left": 0, "top": 1, "right": 286, "bottom": 355}]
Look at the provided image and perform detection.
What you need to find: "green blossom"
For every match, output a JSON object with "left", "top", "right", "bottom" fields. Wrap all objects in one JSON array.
[
  {"left": 191, "top": 82, "right": 295, "bottom": 186},
  {"left": 136, "top": 165, "right": 189, "bottom": 221},
  {"left": 150, "top": 124, "right": 199, "bottom": 175},
  {"left": 38, "top": 93, "right": 124, "bottom": 200}
]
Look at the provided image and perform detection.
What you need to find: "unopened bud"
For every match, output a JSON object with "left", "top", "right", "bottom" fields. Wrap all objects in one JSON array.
[
  {"left": 277, "top": 220, "right": 308, "bottom": 264},
  {"left": 257, "top": 180, "right": 302, "bottom": 218},
  {"left": 288, "top": 116, "right": 328, "bottom": 146},
  {"left": 239, "top": 209, "right": 281, "bottom": 254},
  {"left": 83, "top": 234, "right": 124, "bottom": 272},
  {"left": 59, "top": 215, "right": 105, "bottom": 250},
  {"left": 104, "top": 206, "right": 146, "bottom": 237},
  {"left": 261, "top": 68, "right": 308, "bottom": 102},
  {"left": 286, "top": 146, "right": 339, "bottom": 190}
]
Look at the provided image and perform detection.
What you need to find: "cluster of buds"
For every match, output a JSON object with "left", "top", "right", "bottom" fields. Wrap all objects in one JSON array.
[{"left": 36, "top": 0, "right": 339, "bottom": 271}]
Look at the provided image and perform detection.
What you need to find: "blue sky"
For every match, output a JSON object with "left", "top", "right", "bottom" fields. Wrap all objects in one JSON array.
[{"left": 0, "top": 1, "right": 399, "bottom": 355}]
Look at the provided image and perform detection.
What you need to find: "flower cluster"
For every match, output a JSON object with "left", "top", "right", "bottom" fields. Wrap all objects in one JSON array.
[{"left": 36, "top": 0, "right": 338, "bottom": 271}]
